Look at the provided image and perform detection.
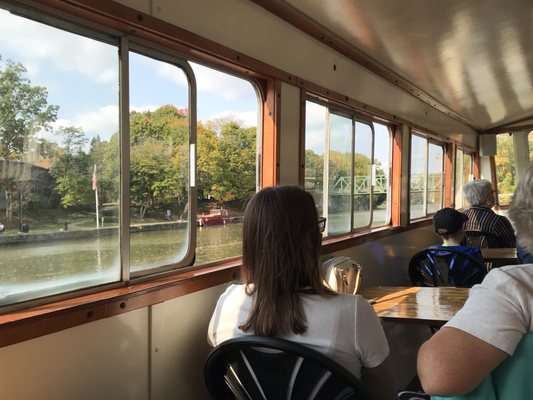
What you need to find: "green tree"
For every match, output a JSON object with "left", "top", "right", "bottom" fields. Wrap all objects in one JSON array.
[
  {"left": 49, "top": 126, "right": 93, "bottom": 208},
  {"left": 0, "top": 57, "right": 58, "bottom": 159},
  {"left": 208, "top": 121, "right": 256, "bottom": 203},
  {"left": 495, "top": 133, "right": 515, "bottom": 204}
]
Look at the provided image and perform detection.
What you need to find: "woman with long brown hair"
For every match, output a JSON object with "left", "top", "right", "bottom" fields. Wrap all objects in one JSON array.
[{"left": 208, "top": 185, "right": 395, "bottom": 398}]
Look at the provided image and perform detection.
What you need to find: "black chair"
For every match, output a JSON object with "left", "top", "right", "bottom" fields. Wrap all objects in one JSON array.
[
  {"left": 464, "top": 230, "right": 505, "bottom": 248},
  {"left": 204, "top": 335, "right": 372, "bottom": 400},
  {"left": 409, "top": 247, "right": 486, "bottom": 288}
]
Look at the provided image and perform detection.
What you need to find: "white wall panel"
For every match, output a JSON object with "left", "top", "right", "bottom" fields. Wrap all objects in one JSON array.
[
  {"left": 150, "top": 284, "right": 229, "bottom": 400},
  {"left": 0, "top": 309, "right": 149, "bottom": 400}
]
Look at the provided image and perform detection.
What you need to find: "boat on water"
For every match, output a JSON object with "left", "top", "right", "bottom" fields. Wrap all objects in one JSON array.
[{"left": 199, "top": 207, "right": 232, "bottom": 226}]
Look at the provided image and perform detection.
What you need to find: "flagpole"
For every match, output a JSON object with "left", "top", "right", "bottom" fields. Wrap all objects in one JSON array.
[{"left": 93, "top": 164, "right": 99, "bottom": 229}]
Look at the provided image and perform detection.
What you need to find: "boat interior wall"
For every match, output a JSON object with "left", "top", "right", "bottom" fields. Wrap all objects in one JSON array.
[
  {"left": 0, "top": 286, "right": 226, "bottom": 400},
  {"left": 327, "top": 224, "right": 437, "bottom": 288},
  {"left": 0, "top": 308, "right": 150, "bottom": 400},
  {"left": 257, "top": 0, "right": 533, "bottom": 133},
  {"left": 115, "top": 0, "right": 478, "bottom": 140}
]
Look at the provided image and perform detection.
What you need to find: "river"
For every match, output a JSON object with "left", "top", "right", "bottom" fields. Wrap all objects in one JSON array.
[{"left": 0, "top": 223, "right": 243, "bottom": 304}]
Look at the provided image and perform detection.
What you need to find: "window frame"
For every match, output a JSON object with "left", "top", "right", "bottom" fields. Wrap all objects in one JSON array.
[
  {"left": 409, "top": 131, "right": 445, "bottom": 221},
  {"left": 304, "top": 97, "right": 393, "bottom": 236},
  {"left": 0, "top": 1, "right": 267, "bottom": 312}
]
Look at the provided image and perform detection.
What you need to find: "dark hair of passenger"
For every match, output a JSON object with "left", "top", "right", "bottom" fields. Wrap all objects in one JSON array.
[{"left": 239, "top": 185, "right": 332, "bottom": 337}]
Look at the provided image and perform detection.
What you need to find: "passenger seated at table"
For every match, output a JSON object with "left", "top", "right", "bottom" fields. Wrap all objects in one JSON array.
[
  {"left": 462, "top": 179, "right": 516, "bottom": 248},
  {"left": 207, "top": 185, "right": 396, "bottom": 400},
  {"left": 432, "top": 207, "right": 484, "bottom": 264},
  {"left": 417, "top": 162, "right": 533, "bottom": 398}
]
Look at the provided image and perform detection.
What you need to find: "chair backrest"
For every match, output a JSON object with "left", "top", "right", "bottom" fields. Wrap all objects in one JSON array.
[
  {"left": 204, "top": 335, "right": 372, "bottom": 400},
  {"left": 409, "top": 247, "right": 486, "bottom": 288},
  {"left": 321, "top": 256, "right": 363, "bottom": 294},
  {"left": 432, "top": 334, "right": 533, "bottom": 400},
  {"left": 464, "top": 230, "right": 505, "bottom": 248}
]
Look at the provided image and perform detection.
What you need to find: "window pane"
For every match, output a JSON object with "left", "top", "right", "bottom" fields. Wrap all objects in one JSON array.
[
  {"left": 128, "top": 52, "right": 191, "bottom": 273},
  {"left": 410, "top": 134, "right": 426, "bottom": 219},
  {"left": 353, "top": 122, "right": 372, "bottom": 228},
  {"left": 0, "top": 10, "right": 120, "bottom": 305},
  {"left": 193, "top": 64, "right": 258, "bottom": 264},
  {"left": 427, "top": 143, "right": 443, "bottom": 214},
  {"left": 328, "top": 112, "right": 352, "bottom": 235},
  {"left": 305, "top": 101, "right": 327, "bottom": 219},
  {"left": 495, "top": 133, "right": 516, "bottom": 205},
  {"left": 372, "top": 122, "right": 390, "bottom": 227}
]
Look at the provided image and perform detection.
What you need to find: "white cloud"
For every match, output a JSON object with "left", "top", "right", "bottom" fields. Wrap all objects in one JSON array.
[
  {"left": 157, "top": 61, "right": 254, "bottom": 101},
  {"left": 0, "top": 10, "right": 117, "bottom": 84},
  {"left": 37, "top": 105, "right": 119, "bottom": 145}
]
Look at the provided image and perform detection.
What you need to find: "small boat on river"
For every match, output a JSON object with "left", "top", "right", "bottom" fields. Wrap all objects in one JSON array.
[{"left": 199, "top": 207, "right": 232, "bottom": 226}]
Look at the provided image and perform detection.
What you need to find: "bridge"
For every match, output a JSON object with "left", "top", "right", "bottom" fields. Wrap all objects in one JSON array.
[{"left": 305, "top": 174, "right": 441, "bottom": 195}]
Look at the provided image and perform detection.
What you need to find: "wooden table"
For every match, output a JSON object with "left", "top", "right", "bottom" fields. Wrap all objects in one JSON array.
[
  {"left": 359, "top": 286, "right": 469, "bottom": 327},
  {"left": 481, "top": 248, "right": 518, "bottom": 264}
]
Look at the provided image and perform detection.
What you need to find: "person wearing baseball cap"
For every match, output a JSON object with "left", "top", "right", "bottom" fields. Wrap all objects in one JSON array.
[{"left": 433, "top": 207, "right": 484, "bottom": 262}]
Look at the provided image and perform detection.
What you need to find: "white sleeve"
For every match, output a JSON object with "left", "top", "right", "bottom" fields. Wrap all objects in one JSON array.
[
  {"left": 445, "top": 267, "right": 531, "bottom": 355},
  {"left": 354, "top": 296, "right": 390, "bottom": 368}
]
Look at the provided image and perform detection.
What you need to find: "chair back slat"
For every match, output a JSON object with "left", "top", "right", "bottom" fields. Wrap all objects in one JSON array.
[
  {"left": 205, "top": 336, "right": 372, "bottom": 400},
  {"left": 409, "top": 247, "right": 486, "bottom": 288}
]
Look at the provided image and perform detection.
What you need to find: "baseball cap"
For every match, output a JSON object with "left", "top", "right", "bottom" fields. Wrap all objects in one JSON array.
[{"left": 433, "top": 208, "right": 468, "bottom": 235}]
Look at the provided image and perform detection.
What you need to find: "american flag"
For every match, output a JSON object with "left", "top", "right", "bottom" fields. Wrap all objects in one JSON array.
[{"left": 92, "top": 165, "right": 97, "bottom": 191}]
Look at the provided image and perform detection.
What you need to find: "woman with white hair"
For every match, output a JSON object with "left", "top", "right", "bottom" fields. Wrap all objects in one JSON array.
[
  {"left": 462, "top": 179, "right": 516, "bottom": 247},
  {"left": 417, "top": 163, "right": 533, "bottom": 397}
]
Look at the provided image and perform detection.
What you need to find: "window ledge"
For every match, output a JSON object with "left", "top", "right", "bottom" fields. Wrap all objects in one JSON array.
[{"left": 0, "top": 259, "right": 241, "bottom": 348}]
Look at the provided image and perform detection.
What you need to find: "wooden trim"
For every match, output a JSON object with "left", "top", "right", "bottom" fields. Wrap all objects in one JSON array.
[
  {"left": 0, "top": 261, "right": 241, "bottom": 348},
  {"left": 391, "top": 125, "right": 402, "bottom": 225},
  {"left": 321, "top": 219, "right": 432, "bottom": 254},
  {"left": 298, "top": 87, "right": 307, "bottom": 185},
  {"left": 489, "top": 155, "right": 499, "bottom": 205},
  {"left": 261, "top": 80, "right": 280, "bottom": 186},
  {"left": 444, "top": 142, "right": 454, "bottom": 207},
  {"left": 473, "top": 152, "right": 480, "bottom": 179}
]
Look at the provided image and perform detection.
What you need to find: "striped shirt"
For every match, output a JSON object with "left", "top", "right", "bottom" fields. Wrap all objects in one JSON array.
[{"left": 463, "top": 206, "right": 516, "bottom": 247}]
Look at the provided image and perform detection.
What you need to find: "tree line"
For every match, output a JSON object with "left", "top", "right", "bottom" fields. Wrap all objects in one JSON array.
[{"left": 0, "top": 56, "right": 256, "bottom": 222}]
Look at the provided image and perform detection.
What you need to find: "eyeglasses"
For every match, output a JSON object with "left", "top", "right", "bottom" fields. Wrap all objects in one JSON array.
[{"left": 317, "top": 217, "right": 327, "bottom": 233}]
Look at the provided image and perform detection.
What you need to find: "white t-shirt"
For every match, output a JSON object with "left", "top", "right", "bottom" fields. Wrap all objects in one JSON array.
[
  {"left": 445, "top": 264, "right": 533, "bottom": 355},
  {"left": 207, "top": 284, "right": 389, "bottom": 378}
]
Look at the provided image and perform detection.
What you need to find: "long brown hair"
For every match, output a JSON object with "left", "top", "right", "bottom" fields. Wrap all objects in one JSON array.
[{"left": 239, "top": 185, "right": 330, "bottom": 336}]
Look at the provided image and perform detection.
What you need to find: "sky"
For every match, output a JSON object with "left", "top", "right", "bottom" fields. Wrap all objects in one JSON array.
[{"left": 0, "top": 8, "right": 258, "bottom": 147}]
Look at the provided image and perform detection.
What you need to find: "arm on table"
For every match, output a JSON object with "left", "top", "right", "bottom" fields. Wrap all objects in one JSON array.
[{"left": 417, "top": 327, "right": 507, "bottom": 396}]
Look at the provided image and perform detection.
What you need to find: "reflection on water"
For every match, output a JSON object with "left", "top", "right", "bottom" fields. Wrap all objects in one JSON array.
[{"left": 0, "top": 223, "right": 243, "bottom": 303}]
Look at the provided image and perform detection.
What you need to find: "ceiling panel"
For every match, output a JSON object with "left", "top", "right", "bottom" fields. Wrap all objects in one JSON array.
[{"left": 263, "top": 0, "right": 533, "bottom": 131}]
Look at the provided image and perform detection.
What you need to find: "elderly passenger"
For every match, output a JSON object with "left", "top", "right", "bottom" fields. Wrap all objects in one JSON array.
[
  {"left": 417, "top": 162, "right": 533, "bottom": 397},
  {"left": 462, "top": 179, "right": 516, "bottom": 247}
]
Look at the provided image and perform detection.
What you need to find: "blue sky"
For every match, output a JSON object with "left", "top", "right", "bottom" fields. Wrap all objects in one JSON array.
[{"left": 0, "top": 8, "right": 258, "bottom": 146}]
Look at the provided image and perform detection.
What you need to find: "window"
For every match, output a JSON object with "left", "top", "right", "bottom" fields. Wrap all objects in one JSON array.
[
  {"left": 495, "top": 133, "right": 515, "bottom": 205},
  {"left": 0, "top": 6, "right": 258, "bottom": 307},
  {"left": 409, "top": 132, "right": 444, "bottom": 220},
  {"left": 304, "top": 100, "right": 391, "bottom": 236},
  {"left": 454, "top": 148, "right": 473, "bottom": 209}
]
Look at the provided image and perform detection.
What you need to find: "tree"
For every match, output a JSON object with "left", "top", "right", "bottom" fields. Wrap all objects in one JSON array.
[
  {"left": 0, "top": 57, "right": 59, "bottom": 221},
  {"left": 0, "top": 57, "right": 58, "bottom": 159},
  {"left": 208, "top": 121, "right": 256, "bottom": 203},
  {"left": 49, "top": 126, "right": 92, "bottom": 208}
]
